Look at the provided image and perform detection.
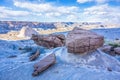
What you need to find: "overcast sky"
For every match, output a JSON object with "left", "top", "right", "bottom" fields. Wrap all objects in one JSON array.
[{"left": 0, "top": 0, "right": 120, "bottom": 22}]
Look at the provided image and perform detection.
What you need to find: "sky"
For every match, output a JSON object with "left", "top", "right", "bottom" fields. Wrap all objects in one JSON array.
[{"left": 0, "top": 0, "right": 120, "bottom": 22}]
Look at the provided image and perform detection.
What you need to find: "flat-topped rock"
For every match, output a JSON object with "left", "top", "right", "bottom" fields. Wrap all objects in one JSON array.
[
  {"left": 31, "top": 34, "right": 65, "bottom": 48},
  {"left": 66, "top": 27, "right": 104, "bottom": 54}
]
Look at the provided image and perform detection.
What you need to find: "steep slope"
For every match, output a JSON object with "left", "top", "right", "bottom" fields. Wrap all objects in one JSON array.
[{"left": 0, "top": 21, "right": 56, "bottom": 33}]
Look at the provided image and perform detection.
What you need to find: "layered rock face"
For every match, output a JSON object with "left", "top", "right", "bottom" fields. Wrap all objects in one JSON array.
[
  {"left": 66, "top": 27, "right": 104, "bottom": 54},
  {"left": 31, "top": 34, "right": 65, "bottom": 48},
  {"left": 17, "top": 26, "right": 38, "bottom": 38}
]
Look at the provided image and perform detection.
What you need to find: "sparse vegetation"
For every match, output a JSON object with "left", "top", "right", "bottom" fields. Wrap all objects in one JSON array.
[
  {"left": 104, "top": 39, "right": 120, "bottom": 47},
  {"left": 108, "top": 43, "right": 120, "bottom": 48}
]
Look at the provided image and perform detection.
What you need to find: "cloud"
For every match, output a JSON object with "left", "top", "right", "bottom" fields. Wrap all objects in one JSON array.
[
  {"left": 13, "top": 0, "right": 80, "bottom": 21},
  {"left": 0, "top": 6, "right": 30, "bottom": 19},
  {"left": 0, "top": 6, "right": 43, "bottom": 21},
  {"left": 1, "top": 0, "right": 120, "bottom": 22},
  {"left": 14, "top": 1, "right": 79, "bottom": 15},
  {"left": 77, "top": 0, "right": 108, "bottom": 3},
  {"left": 83, "top": 4, "right": 120, "bottom": 23},
  {"left": 45, "top": 12, "right": 61, "bottom": 17},
  {"left": 14, "top": 1, "right": 53, "bottom": 12},
  {"left": 77, "top": 0, "right": 93, "bottom": 3},
  {"left": 66, "top": 14, "right": 79, "bottom": 21}
]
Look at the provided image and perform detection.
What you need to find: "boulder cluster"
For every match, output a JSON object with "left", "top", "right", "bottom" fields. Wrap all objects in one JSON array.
[
  {"left": 30, "top": 27, "right": 104, "bottom": 76},
  {"left": 32, "top": 27, "right": 104, "bottom": 54}
]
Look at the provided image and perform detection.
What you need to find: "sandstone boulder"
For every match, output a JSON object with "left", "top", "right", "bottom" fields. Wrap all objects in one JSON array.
[
  {"left": 32, "top": 53, "right": 56, "bottom": 76},
  {"left": 101, "top": 45, "right": 120, "bottom": 56},
  {"left": 66, "top": 27, "right": 104, "bottom": 54},
  {"left": 100, "top": 45, "right": 112, "bottom": 52},
  {"left": 100, "top": 45, "right": 116, "bottom": 56},
  {"left": 29, "top": 49, "right": 40, "bottom": 61},
  {"left": 31, "top": 34, "right": 65, "bottom": 48}
]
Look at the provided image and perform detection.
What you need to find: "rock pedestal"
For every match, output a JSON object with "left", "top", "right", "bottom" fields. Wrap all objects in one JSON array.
[{"left": 66, "top": 27, "right": 104, "bottom": 54}]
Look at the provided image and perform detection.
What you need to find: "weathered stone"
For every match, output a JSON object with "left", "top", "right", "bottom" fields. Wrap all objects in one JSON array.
[
  {"left": 100, "top": 45, "right": 120, "bottom": 56},
  {"left": 114, "top": 47, "right": 120, "bottom": 55},
  {"left": 51, "top": 34, "right": 65, "bottom": 41},
  {"left": 100, "top": 45, "right": 112, "bottom": 52},
  {"left": 29, "top": 49, "right": 40, "bottom": 61},
  {"left": 32, "top": 54, "right": 56, "bottom": 76},
  {"left": 66, "top": 27, "right": 104, "bottom": 54},
  {"left": 31, "top": 34, "right": 65, "bottom": 48}
]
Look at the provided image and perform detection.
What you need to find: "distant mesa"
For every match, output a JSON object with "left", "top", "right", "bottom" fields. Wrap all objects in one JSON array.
[{"left": 17, "top": 26, "right": 39, "bottom": 38}]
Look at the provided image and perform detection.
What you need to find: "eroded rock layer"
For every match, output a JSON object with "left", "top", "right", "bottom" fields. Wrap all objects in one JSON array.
[
  {"left": 66, "top": 27, "right": 104, "bottom": 54},
  {"left": 31, "top": 34, "right": 65, "bottom": 48}
]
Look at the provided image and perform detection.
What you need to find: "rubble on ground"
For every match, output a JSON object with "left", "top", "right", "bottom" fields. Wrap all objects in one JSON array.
[{"left": 29, "top": 49, "right": 40, "bottom": 61}]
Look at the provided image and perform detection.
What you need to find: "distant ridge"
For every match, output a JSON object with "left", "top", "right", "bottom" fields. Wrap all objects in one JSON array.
[
  {"left": 17, "top": 26, "right": 38, "bottom": 38},
  {"left": 0, "top": 21, "right": 57, "bottom": 33}
]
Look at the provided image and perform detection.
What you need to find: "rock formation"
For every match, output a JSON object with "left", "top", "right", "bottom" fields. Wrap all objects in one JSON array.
[
  {"left": 66, "top": 27, "right": 104, "bottom": 54},
  {"left": 114, "top": 47, "right": 120, "bottom": 55},
  {"left": 31, "top": 34, "right": 65, "bottom": 48},
  {"left": 101, "top": 45, "right": 120, "bottom": 55},
  {"left": 32, "top": 53, "right": 56, "bottom": 76},
  {"left": 101, "top": 45, "right": 112, "bottom": 52},
  {"left": 17, "top": 26, "right": 38, "bottom": 38}
]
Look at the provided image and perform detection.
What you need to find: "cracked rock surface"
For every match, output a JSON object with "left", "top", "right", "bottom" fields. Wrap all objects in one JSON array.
[
  {"left": 66, "top": 27, "right": 104, "bottom": 54},
  {"left": 31, "top": 34, "right": 65, "bottom": 48}
]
